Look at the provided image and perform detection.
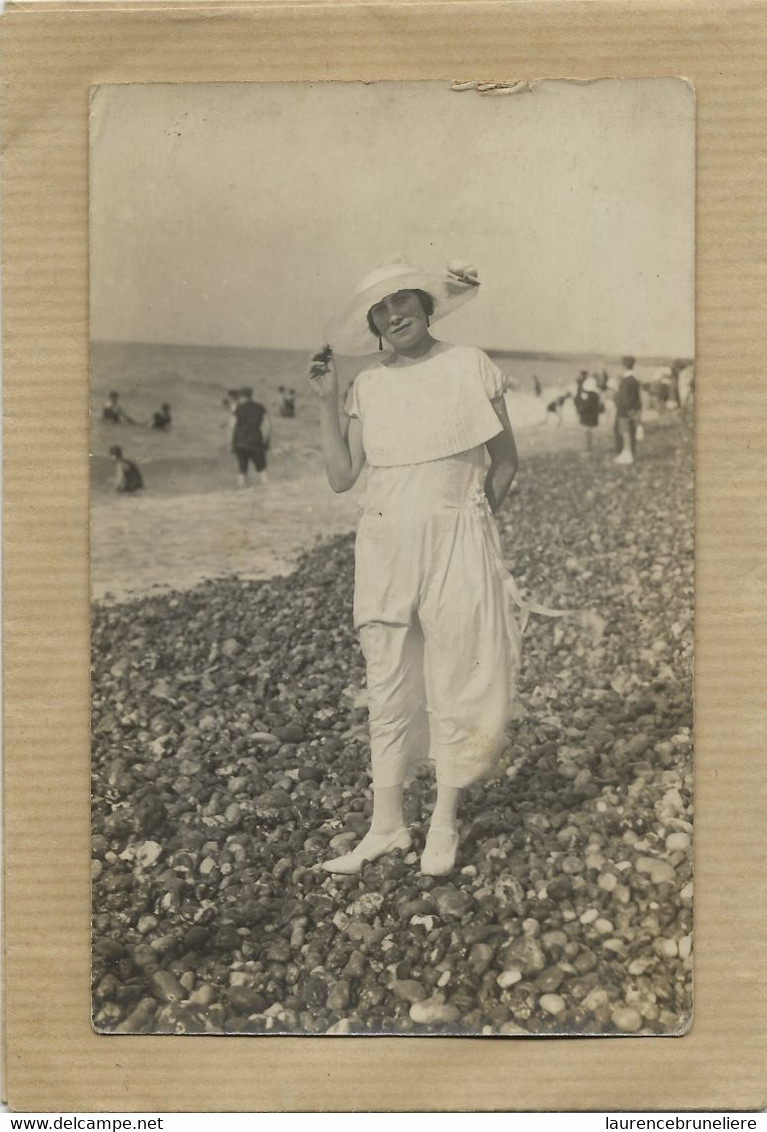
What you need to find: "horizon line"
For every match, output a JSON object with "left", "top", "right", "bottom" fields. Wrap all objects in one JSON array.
[{"left": 90, "top": 337, "right": 693, "bottom": 366}]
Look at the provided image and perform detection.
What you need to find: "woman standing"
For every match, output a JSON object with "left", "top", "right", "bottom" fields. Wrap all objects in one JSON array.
[{"left": 308, "top": 260, "right": 522, "bottom": 877}]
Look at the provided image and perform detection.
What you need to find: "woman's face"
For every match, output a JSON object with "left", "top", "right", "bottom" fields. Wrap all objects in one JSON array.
[{"left": 369, "top": 290, "right": 431, "bottom": 352}]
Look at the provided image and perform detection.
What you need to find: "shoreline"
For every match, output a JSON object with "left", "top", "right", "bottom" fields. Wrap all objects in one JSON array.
[
  {"left": 90, "top": 425, "right": 609, "bottom": 605},
  {"left": 91, "top": 413, "right": 687, "bottom": 606}
]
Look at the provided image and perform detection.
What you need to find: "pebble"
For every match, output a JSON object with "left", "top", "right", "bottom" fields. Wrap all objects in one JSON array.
[
  {"left": 432, "top": 885, "right": 471, "bottom": 919},
  {"left": 502, "top": 936, "right": 546, "bottom": 977},
  {"left": 135, "top": 841, "right": 163, "bottom": 870},
  {"left": 325, "top": 1017, "right": 351, "bottom": 1035},
  {"left": 343, "top": 952, "right": 366, "bottom": 980},
  {"left": 636, "top": 857, "right": 677, "bottom": 885},
  {"left": 546, "top": 876, "right": 573, "bottom": 901},
  {"left": 469, "top": 943, "right": 494, "bottom": 976},
  {"left": 189, "top": 984, "right": 217, "bottom": 1007},
  {"left": 665, "top": 832, "right": 691, "bottom": 852},
  {"left": 497, "top": 968, "right": 523, "bottom": 989},
  {"left": 326, "top": 980, "right": 351, "bottom": 1012},
  {"left": 409, "top": 998, "right": 461, "bottom": 1025},
  {"left": 346, "top": 893, "right": 384, "bottom": 919},
  {"left": 573, "top": 950, "right": 597, "bottom": 975},
  {"left": 541, "top": 931, "right": 568, "bottom": 957},
  {"left": 627, "top": 956, "right": 654, "bottom": 976},
  {"left": 536, "top": 965, "right": 565, "bottom": 993},
  {"left": 150, "top": 970, "right": 185, "bottom": 1002},
  {"left": 539, "top": 993, "right": 566, "bottom": 1016},
  {"left": 393, "top": 980, "right": 427, "bottom": 1004},
  {"left": 611, "top": 1006, "right": 643, "bottom": 1032}
]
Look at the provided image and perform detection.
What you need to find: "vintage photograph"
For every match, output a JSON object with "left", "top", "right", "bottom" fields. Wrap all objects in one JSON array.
[{"left": 90, "top": 79, "right": 695, "bottom": 1037}]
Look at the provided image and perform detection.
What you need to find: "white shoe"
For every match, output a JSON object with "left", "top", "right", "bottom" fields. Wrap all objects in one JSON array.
[
  {"left": 320, "top": 827, "right": 412, "bottom": 875},
  {"left": 420, "top": 826, "right": 460, "bottom": 876},
  {"left": 614, "top": 451, "right": 634, "bottom": 465}
]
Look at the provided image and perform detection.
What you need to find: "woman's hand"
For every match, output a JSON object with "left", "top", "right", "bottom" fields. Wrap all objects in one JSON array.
[
  {"left": 307, "top": 346, "right": 338, "bottom": 400},
  {"left": 307, "top": 345, "right": 366, "bottom": 492}
]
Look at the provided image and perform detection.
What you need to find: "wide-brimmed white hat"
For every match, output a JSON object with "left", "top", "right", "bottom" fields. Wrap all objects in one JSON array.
[{"left": 323, "top": 258, "right": 481, "bottom": 356}]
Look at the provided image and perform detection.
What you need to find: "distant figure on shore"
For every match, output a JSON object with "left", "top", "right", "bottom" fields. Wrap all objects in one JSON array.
[
  {"left": 679, "top": 364, "right": 695, "bottom": 426},
  {"left": 532, "top": 374, "right": 542, "bottom": 398},
  {"left": 151, "top": 402, "right": 172, "bottom": 431},
  {"left": 109, "top": 445, "right": 144, "bottom": 493},
  {"left": 614, "top": 356, "right": 643, "bottom": 465},
  {"left": 231, "top": 387, "right": 271, "bottom": 487},
  {"left": 277, "top": 386, "right": 297, "bottom": 418},
  {"left": 574, "top": 373, "right": 604, "bottom": 452},
  {"left": 669, "top": 361, "right": 684, "bottom": 408},
  {"left": 220, "top": 390, "right": 238, "bottom": 434},
  {"left": 546, "top": 391, "right": 568, "bottom": 426},
  {"left": 102, "top": 391, "right": 136, "bottom": 426}
]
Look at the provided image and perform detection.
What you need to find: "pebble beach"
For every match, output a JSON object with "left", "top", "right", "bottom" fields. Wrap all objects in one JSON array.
[{"left": 91, "top": 416, "right": 694, "bottom": 1037}]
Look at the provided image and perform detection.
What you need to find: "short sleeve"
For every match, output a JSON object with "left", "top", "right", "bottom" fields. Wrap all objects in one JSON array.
[
  {"left": 476, "top": 350, "right": 510, "bottom": 400},
  {"left": 343, "top": 379, "right": 361, "bottom": 419}
]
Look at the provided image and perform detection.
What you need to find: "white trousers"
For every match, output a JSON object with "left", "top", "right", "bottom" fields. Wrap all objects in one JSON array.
[{"left": 354, "top": 498, "right": 522, "bottom": 790}]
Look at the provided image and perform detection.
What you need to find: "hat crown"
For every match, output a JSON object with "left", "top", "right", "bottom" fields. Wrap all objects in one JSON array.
[{"left": 354, "top": 260, "right": 420, "bottom": 299}]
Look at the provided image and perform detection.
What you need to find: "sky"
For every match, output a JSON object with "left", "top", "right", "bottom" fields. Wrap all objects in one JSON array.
[{"left": 90, "top": 79, "right": 694, "bottom": 357}]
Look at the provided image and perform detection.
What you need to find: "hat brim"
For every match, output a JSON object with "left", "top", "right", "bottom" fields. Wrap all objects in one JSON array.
[{"left": 324, "top": 269, "right": 480, "bottom": 357}]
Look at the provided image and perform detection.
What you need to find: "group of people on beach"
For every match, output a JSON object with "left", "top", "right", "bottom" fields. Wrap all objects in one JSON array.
[
  {"left": 100, "top": 379, "right": 299, "bottom": 494},
  {"left": 546, "top": 356, "right": 693, "bottom": 465},
  {"left": 102, "top": 391, "right": 170, "bottom": 494},
  {"left": 103, "top": 390, "right": 172, "bottom": 432}
]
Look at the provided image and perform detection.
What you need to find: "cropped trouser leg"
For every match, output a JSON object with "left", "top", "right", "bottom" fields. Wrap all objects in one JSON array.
[
  {"left": 356, "top": 509, "right": 520, "bottom": 793},
  {"left": 359, "top": 620, "right": 430, "bottom": 791},
  {"left": 419, "top": 512, "right": 518, "bottom": 788}
]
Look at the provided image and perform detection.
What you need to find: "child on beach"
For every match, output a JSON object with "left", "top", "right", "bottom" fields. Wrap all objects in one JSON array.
[
  {"left": 574, "top": 372, "right": 604, "bottom": 452},
  {"left": 307, "top": 259, "right": 524, "bottom": 878}
]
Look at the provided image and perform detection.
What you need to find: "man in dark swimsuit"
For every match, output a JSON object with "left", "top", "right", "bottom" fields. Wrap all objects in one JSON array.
[{"left": 231, "top": 387, "right": 271, "bottom": 487}]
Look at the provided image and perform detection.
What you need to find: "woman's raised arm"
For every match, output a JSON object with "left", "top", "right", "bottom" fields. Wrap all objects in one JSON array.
[{"left": 307, "top": 349, "right": 366, "bottom": 493}]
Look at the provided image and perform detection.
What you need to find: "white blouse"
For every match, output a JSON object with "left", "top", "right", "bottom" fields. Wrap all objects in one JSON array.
[{"left": 344, "top": 344, "right": 510, "bottom": 467}]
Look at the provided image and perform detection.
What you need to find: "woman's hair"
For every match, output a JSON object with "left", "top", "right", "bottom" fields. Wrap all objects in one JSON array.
[
  {"left": 109, "top": 445, "right": 122, "bottom": 459},
  {"left": 366, "top": 289, "right": 435, "bottom": 337}
]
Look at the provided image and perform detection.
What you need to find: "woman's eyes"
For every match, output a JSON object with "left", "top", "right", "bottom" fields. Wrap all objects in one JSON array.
[{"left": 376, "top": 296, "right": 415, "bottom": 315}]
